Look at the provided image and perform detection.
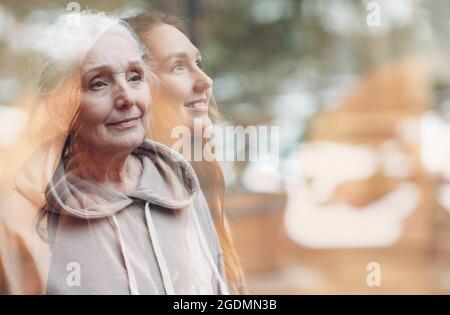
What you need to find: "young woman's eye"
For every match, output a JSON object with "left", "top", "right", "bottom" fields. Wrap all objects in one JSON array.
[
  {"left": 196, "top": 60, "right": 204, "bottom": 69},
  {"left": 172, "top": 63, "right": 185, "bottom": 73}
]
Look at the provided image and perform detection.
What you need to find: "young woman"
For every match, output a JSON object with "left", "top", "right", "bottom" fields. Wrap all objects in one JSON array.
[
  {"left": 124, "top": 12, "right": 248, "bottom": 295},
  {"left": 0, "top": 12, "right": 229, "bottom": 295}
]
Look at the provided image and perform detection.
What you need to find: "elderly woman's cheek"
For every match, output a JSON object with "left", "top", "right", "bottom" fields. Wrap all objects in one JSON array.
[
  {"left": 138, "top": 84, "right": 152, "bottom": 111},
  {"left": 131, "top": 87, "right": 150, "bottom": 133},
  {"left": 79, "top": 92, "right": 110, "bottom": 116}
]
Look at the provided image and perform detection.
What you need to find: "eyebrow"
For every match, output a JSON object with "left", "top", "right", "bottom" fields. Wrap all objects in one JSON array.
[
  {"left": 161, "top": 50, "right": 201, "bottom": 64},
  {"left": 83, "top": 60, "right": 145, "bottom": 78}
]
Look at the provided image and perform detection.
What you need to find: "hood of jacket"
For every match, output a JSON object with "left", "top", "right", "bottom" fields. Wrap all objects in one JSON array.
[{"left": 15, "top": 138, "right": 199, "bottom": 219}]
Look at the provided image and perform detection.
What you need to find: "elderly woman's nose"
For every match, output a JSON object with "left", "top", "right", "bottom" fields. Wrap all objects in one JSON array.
[
  {"left": 193, "top": 70, "right": 213, "bottom": 93},
  {"left": 114, "top": 79, "right": 134, "bottom": 109}
]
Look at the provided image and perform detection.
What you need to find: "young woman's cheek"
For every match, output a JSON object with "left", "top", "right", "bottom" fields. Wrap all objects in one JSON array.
[{"left": 162, "top": 73, "right": 192, "bottom": 100}]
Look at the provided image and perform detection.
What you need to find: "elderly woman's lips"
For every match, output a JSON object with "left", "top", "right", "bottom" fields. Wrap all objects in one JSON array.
[{"left": 106, "top": 117, "right": 140, "bottom": 128}]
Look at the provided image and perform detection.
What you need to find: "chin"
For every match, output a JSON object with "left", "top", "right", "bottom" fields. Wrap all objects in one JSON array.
[{"left": 107, "top": 133, "right": 146, "bottom": 152}]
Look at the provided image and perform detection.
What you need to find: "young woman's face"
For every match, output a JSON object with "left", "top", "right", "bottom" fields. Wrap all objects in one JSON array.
[
  {"left": 145, "top": 24, "right": 213, "bottom": 132},
  {"left": 76, "top": 26, "right": 151, "bottom": 153}
]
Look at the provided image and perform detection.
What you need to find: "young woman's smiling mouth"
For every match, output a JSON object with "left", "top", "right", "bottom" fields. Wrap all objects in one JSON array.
[{"left": 184, "top": 98, "right": 209, "bottom": 113}]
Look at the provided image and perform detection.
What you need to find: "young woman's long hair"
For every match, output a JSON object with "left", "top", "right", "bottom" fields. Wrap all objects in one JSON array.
[{"left": 124, "top": 12, "right": 247, "bottom": 294}]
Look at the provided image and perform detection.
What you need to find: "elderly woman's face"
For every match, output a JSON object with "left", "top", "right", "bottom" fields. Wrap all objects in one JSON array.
[
  {"left": 76, "top": 26, "right": 150, "bottom": 153},
  {"left": 146, "top": 24, "right": 213, "bottom": 131}
]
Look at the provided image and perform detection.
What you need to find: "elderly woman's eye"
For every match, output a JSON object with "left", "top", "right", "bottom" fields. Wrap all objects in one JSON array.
[
  {"left": 129, "top": 71, "right": 142, "bottom": 82},
  {"left": 90, "top": 80, "right": 107, "bottom": 90}
]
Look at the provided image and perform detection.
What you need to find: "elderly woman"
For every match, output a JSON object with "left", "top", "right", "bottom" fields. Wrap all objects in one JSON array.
[{"left": 0, "top": 12, "right": 228, "bottom": 295}]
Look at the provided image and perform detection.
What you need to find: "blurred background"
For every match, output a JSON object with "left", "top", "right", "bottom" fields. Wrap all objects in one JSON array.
[{"left": 0, "top": 0, "right": 449, "bottom": 294}]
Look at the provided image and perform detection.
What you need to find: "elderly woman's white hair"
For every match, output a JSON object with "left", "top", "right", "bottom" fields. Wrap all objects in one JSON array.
[{"left": 29, "top": 11, "right": 150, "bottom": 145}]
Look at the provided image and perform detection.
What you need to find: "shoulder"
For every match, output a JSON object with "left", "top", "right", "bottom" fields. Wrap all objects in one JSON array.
[
  {"left": 0, "top": 189, "right": 40, "bottom": 234},
  {"left": 192, "top": 190, "right": 222, "bottom": 252}
]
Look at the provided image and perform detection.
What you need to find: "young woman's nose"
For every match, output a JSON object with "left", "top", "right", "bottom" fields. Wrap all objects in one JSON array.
[
  {"left": 114, "top": 79, "right": 134, "bottom": 109},
  {"left": 193, "top": 69, "right": 213, "bottom": 93}
]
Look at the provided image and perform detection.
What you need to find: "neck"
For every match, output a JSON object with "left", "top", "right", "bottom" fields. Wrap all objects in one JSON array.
[{"left": 66, "top": 141, "right": 142, "bottom": 193}]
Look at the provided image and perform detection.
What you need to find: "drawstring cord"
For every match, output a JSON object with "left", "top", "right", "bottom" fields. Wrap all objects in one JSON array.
[
  {"left": 112, "top": 215, "right": 140, "bottom": 295},
  {"left": 112, "top": 201, "right": 229, "bottom": 295},
  {"left": 144, "top": 202, "right": 176, "bottom": 295}
]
